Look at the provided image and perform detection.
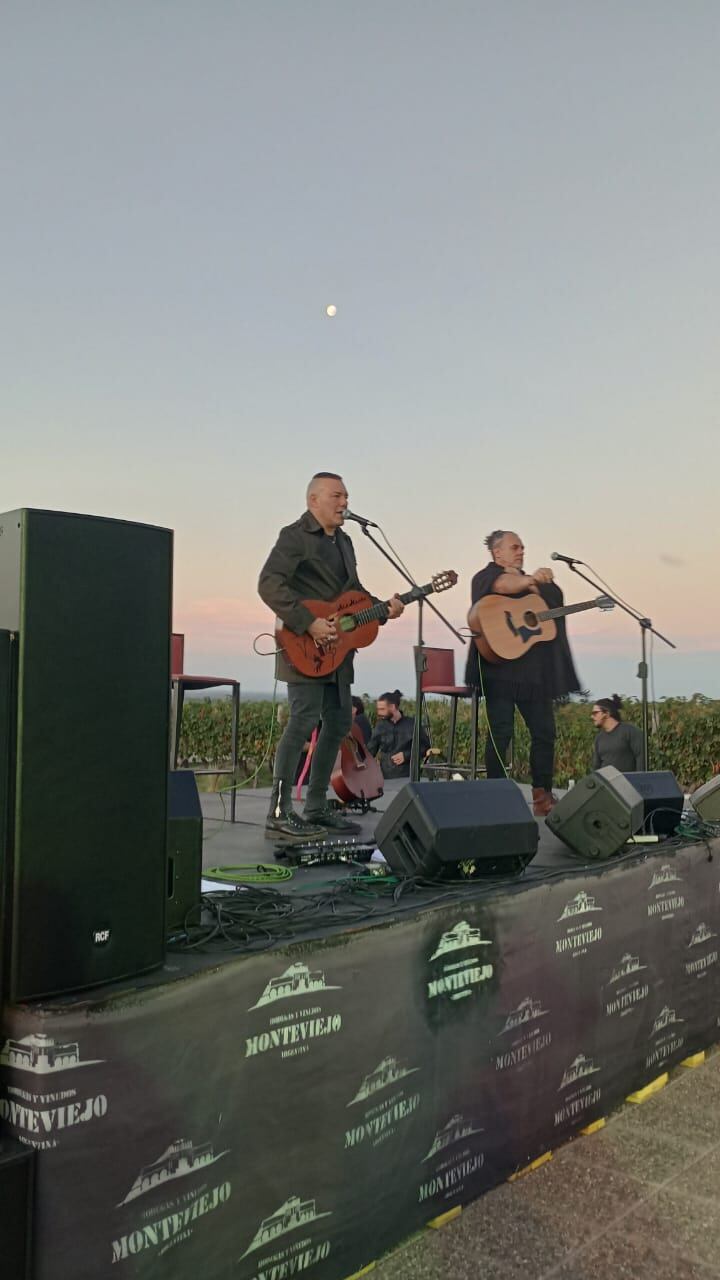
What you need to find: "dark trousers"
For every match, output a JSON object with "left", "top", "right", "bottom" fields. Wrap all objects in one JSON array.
[
  {"left": 270, "top": 681, "right": 351, "bottom": 816},
  {"left": 484, "top": 686, "right": 556, "bottom": 790}
]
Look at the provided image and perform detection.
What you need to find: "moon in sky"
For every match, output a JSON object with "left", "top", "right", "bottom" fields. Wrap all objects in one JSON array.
[{"left": 325, "top": 304, "right": 337, "bottom": 317}]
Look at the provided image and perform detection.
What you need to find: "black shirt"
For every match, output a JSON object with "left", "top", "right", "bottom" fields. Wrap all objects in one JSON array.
[
  {"left": 367, "top": 714, "right": 430, "bottom": 778},
  {"left": 464, "top": 561, "right": 581, "bottom": 700},
  {"left": 353, "top": 712, "right": 372, "bottom": 744}
]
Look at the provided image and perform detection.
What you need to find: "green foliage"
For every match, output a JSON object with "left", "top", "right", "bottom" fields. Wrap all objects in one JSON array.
[{"left": 180, "top": 694, "right": 720, "bottom": 791}]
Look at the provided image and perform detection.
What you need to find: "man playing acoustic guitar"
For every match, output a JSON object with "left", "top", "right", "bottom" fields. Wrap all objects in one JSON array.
[
  {"left": 464, "top": 530, "right": 581, "bottom": 817},
  {"left": 259, "top": 472, "right": 404, "bottom": 841}
]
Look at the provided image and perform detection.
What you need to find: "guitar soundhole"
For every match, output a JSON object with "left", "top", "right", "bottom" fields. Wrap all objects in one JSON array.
[{"left": 523, "top": 611, "right": 538, "bottom": 627}]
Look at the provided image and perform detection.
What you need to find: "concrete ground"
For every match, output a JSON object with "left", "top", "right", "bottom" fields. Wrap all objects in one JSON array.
[{"left": 372, "top": 1048, "right": 720, "bottom": 1280}]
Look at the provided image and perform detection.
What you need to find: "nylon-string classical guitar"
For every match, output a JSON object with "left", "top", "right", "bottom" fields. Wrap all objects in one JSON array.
[
  {"left": 468, "top": 591, "right": 614, "bottom": 663},
  {"left": 276, "top": 571, "right": 458, "bottom": 679}
]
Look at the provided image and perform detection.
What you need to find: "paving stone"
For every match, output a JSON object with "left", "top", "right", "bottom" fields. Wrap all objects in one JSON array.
[{"left": 372, "top": 1058, "right": 720, "bottom": 1280}]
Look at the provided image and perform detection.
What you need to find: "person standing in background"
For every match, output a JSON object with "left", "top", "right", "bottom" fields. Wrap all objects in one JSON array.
[{"left": 591, "top": 696, "right": 644, "bottom": 771}]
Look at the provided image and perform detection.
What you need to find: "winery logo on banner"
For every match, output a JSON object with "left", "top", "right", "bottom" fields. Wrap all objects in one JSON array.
[
  {"left": 554, "top": 1054, "right": 602, "bottom": 1127},
  {"left": 427, "top": 920, "right": 493, "bottom": 1002},
  {"left": 345, "top": 1055, "right": 421, "bottom": 1150},
  {"left": 239, "top": 1193, "right": 333, "bottom": 1280},
  {"left": 0, "top": 1032, "right": 104, "bottom": 1074},
  {"left": 423, "top": 1114, "right": 483, "bottom": 1163},
  {"left": 555, "top": 891, "right": 603, "bottom": 959},
  {"left": 494, "top": 997, "right": 552, "bottom": 1072},
  {"left": 647, "top": 864, "right": 685, "bottom": 921},
  {"left": 0, "top": 1033, "right": 107, "bottom": 1152},
  {"left": 685, "top": 923, "right": 718, "bottom": 979},
  {"left": 418, "top": 1113, "right": 485, "bottom": 1204},
  {"left": 646, "top": 1005, "right": 686, "bottom": 1070},
  {"left": 245, "top": 962, "right": 343, "bottom": 1061},
  {"left": 604, "top": 952, "right": 649, "bottom": 1019},
  {"left": 117, "top": 1138, "right": 230, "bottom": 1205},
  {"left": 111, "top": 1136, "right": 231, "bottom": 1265}
]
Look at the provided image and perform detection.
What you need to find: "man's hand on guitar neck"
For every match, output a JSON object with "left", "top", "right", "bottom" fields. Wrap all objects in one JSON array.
[{"left": 386, "top": 594, "right": 405, "bottom": 619}]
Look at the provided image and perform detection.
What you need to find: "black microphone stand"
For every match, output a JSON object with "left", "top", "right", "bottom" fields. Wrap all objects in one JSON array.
[
  {"left": 355, "top": 523, "right": 465, "bottom": 782},
  {"left": 563, "top": 561, "right": 675, "bottom": 770}
]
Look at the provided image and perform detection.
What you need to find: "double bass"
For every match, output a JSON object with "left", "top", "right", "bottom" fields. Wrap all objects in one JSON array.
[{"left": 331, "top": 722, "right": 384, "bottom": 805}]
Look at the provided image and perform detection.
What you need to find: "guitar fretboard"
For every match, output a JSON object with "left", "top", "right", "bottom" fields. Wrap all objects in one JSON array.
[{"left": 537, "top": 599, "right": 606, "bottom": 622}]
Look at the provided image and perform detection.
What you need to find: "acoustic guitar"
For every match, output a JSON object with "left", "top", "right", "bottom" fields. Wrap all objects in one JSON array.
[
  {"left": 468, "top": 591, "right": 614, "bottom": 663},
  {"left": 276, "top": 571, "right": 457, "bottom": 679},
  {"left": 331, "top": 722, "right": 384, "bottom": 805}
]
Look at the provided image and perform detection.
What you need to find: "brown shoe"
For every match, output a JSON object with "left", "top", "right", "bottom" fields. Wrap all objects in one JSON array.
[{"left": 532, "top": 787, "right": 557, "bottom": 818}]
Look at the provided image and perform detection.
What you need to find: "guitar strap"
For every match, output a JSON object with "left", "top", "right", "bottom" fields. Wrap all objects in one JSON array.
[{"left": 295, "top": 726, "right": 319, "bottom": 802}]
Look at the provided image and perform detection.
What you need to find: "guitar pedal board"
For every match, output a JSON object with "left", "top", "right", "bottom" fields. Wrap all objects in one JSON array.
[{"left": 274, "top": 839, "right": 376, "bottom": 867}]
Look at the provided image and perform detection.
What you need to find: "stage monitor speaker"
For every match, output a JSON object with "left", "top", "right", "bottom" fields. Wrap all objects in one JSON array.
[
  {"left": 546, "top": 766, "right": 644, "bottom": 859},
  {"left": 375, "top": 780, "right": 539, "bottom": 879},
  {"left": 167, "top": 770, "right": 203, "bottom": 932},
  {"left": 623, "top": 771, "right": 683, "bottom": 835},
  {"left": 690, "top": 775, "right": 720, "bottom": 822},
  {"left": 0, "top": 1136, "right": 34, "bottom": 1280},
  {"left": 0, "top": 508, "right": 172, "bottom": 1001}
]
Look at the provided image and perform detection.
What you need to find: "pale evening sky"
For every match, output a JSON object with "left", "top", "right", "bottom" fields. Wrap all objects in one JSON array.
[{"left": 2, "top": 2, "right": 719, "bottom": 699}]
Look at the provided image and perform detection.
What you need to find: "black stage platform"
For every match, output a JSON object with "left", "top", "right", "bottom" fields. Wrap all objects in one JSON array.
[{"left": 1, "top": 781, "right": 718, "bottom": 1280}]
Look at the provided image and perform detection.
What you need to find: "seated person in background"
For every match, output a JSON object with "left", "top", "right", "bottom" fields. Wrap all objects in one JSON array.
[
  {"left": 591, "top": 695, "right": 644, "bottom": 772},
  {"left": 351, "top": 695, "right": 372, "bottom": 745},
  {"left": 367, "top": 690, "right": 430, "bottom": 779}
]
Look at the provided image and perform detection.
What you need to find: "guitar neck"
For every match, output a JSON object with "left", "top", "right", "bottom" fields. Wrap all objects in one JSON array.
[
  {"left": 537, "top": 599, "right": 600, "bottom": 622},
  {"left": 351, "top": 582, "right": 434, "bottom": 627}
]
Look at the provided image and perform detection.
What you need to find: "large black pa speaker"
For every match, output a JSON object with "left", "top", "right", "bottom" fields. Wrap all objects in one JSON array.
[
  {"left": 546, "top": 766, "right": 644, "bottom": 859},
  {"left": 0, "top": 1136, "right": 34, "bottom": 1279},
  {"left": 167, "top": 770, "right": 203, "bottom": 932},
  {"left": 623, "top": 771, "right": 683, "bottom": 835},
  {"left": 375, "top": 780, "right": 539, "bottom": 879},
  {"left": 0, "top": 630, "right": 13, "bottom": 999},
  {"left": 0, "top": 508, "right": 172, "bottom": 1000}
]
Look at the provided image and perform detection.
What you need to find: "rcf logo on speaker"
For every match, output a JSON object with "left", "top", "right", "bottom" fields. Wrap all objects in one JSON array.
[{"left": 92, "top": 928, "right": 111, "bottom": 946}]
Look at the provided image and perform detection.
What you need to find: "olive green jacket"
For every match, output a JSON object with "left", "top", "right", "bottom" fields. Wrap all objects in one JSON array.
[{"left": 258, "top": 510, "right": 377, "bottom": 685}]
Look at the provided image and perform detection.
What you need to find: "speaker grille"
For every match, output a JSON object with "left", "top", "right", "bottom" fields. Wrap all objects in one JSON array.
[{"left": 375, "top": 780, "right": 538, "bottom": 879}]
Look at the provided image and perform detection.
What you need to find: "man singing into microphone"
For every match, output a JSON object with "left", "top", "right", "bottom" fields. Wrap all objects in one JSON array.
[
  {"left": 258, "top": 472, "right": 405, "bottom": 841},
  {"left": 464, "top": 530, "right": 581, "bottom": 816}
]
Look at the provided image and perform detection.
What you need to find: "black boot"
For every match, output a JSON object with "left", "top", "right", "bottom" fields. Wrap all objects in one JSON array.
[
  {"left": 303, "top": 804, "right": 361, "bottom": 835},
  {"left": 265, "top": 810, "right": 326, "bottom": 842},
  {"left": 266, "top": 781, "right": 324, "bottom": 842}
]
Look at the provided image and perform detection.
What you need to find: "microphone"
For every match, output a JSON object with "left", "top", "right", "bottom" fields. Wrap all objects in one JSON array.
[
  {"left": 551, "top": 551, "right": 583, "bottom": 566},
  {"left": 343, "top": 509, "right": 379, "bottom": 529}
]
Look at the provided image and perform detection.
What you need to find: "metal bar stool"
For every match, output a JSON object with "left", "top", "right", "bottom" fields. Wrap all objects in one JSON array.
[{"left": 170, "top": 633, "right": 240, "bottom": 822}]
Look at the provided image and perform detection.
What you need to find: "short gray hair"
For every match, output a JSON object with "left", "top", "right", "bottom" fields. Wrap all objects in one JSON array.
[
  {"left": 484, "top": 529, "right": 509, "bottom": 553},
  {"left": 306, "top": 471, "right": 342, "bottom": 502}
]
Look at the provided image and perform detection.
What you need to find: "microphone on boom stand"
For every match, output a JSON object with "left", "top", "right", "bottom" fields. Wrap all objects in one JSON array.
[
  {"left": 343, "top": 509, "right": 380, "bottom": 529},
  {"left": 551, "top": 551, "right": 584, "bottom": 566}
]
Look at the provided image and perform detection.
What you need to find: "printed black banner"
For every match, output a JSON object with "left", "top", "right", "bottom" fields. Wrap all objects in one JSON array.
[{"left": 1, "top": 836, "right": 718, "bottom": 1280}]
